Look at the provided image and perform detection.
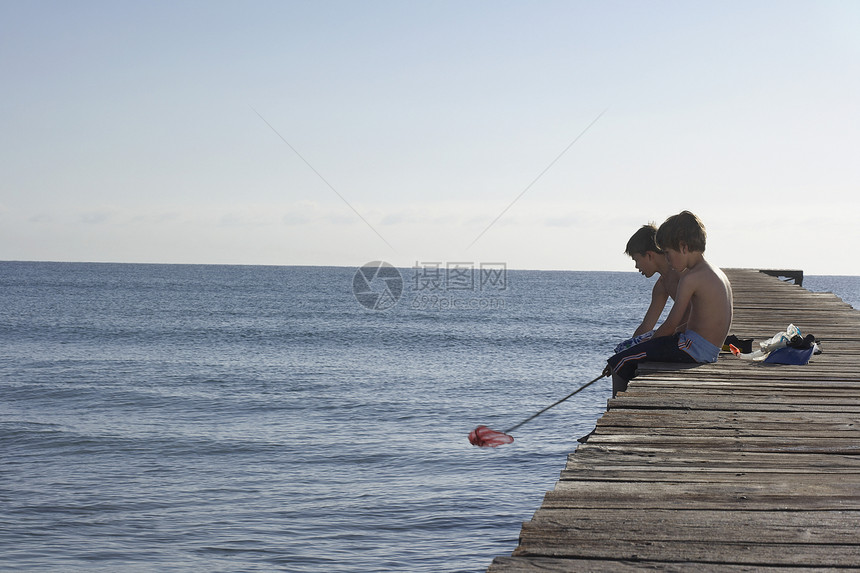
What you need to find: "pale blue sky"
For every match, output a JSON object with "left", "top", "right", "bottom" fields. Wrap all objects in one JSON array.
[{"left": 2, "top": 1, "right": 859, "bottom": 273}]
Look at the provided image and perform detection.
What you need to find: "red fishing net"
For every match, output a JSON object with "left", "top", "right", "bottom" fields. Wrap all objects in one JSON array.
[
  {"left": 468, "top": 425, "right": 514, "bottom": 447},
  {"left": 467, "top": 372, "right": 609, "bottom": 448}
]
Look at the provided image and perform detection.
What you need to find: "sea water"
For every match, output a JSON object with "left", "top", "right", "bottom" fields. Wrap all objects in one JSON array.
[{"left": 1, "top": 262, "right": 857, "bottom": 572}]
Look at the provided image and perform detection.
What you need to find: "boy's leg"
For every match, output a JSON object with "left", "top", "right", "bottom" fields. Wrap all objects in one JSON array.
[
  {"left": 611, "top": 370, "right": 630, "bottom": 397},
  {"left": 607, "top": 334, "right": 697, "bottom": 395}
]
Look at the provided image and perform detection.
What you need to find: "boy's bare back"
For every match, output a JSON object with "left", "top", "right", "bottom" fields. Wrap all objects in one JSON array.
[{"left": 680, "top": 259, "right": 733, "bottom": 348}]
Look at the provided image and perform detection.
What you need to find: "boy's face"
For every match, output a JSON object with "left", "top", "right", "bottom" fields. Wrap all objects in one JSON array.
[
  {"left": 631, "top": 252, "right": 658, "bottom": 277},
  {"left": 664, "top": 245, "right": 687, "bottom": 272}
]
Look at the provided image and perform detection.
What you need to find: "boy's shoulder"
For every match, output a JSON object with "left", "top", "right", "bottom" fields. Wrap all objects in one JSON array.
[{"left": 681, "top": 257, "right": 721, "bottom": 283}]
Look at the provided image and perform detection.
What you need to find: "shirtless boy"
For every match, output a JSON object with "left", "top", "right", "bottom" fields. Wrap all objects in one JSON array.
[
  {"left": 607, "top": 211, "right": 733, "bottom": 396},
  {"left": 614, "top": 224, "right": 684, "bottom": 352}
]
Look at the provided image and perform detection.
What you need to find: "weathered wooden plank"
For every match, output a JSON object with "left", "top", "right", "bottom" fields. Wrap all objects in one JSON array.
[
  {"left": 567, "top": 449, "right": 860, "bottom": 471},
  {"left": 579, "top": 435, "right": 860, "bottom": 454},
  {"left": 596, "top": 408, "right": 860, "bottom": 425},
  {"left": 489, "top": 556, "right": 835, "bottom": 573},
  {"left": 559, "top": 468, "right": 860, "bottom": 481},
  {"left": 604, "top": 400, "right": 860, "bottom": 414},
  {"left": 542, "top": 479, "right": 860, "bottom": 510},
  {"left": 522, "top": 508, "right": 860, "bottom": 544},
  {"left": 511, "top": 539, "right": 860, "bottom": 567},
  {"left": 590, "top": 427, "right": 860, "bottom": 440},
  {"left": 617, "top": 385, "right": 860, "bottom": 397}
]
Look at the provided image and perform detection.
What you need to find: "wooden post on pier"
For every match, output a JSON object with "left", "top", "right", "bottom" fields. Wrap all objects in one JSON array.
[{"left": 488, "top": 268, "right": 860, "bottom": 572}]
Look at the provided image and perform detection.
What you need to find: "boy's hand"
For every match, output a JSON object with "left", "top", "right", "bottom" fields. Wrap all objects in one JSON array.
[{"left": 602, "top": 364, "right": 612, "bottom": 377}]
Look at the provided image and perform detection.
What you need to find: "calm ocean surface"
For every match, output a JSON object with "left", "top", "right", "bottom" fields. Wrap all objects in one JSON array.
[{"left": 2, "top": 262, "right": 858, "bottom": 572}]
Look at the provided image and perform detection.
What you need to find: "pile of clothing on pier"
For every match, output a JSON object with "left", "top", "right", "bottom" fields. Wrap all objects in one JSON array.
[{"left": 725, "top": 324, "right": 821, "bottom": 365}]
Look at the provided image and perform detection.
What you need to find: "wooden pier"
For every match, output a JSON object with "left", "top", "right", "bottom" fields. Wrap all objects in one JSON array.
[{"left": 488, "top": 269, "right": 860, "bottom": 572}]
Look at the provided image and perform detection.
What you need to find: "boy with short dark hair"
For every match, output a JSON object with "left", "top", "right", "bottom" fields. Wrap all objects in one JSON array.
[
  {"left": 607, "top": 211, "right": 733, "bottom": 396},
  {"left": 618, "top": 224, "right": 682, "bottom": 347}
]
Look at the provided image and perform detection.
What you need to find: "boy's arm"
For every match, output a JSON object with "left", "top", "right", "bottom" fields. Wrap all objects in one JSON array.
[
  {"left": 634, "top": 279, "right": 669, "bottom": 336},
  {"left": 653, "top": 273, "right": 695, "bottom": 338}
]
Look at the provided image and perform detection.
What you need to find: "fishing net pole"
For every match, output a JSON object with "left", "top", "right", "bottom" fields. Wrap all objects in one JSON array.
[{"left": 468, "top": 369, "right": 609, "bottom": 447}]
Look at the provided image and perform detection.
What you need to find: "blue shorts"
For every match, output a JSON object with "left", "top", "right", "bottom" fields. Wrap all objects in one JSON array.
[
  {"left": 678, "top": 330, "right": 721, "bottom": 363},
  {"left": 607, "top": 330, "right": 720, "bottom": 394}
]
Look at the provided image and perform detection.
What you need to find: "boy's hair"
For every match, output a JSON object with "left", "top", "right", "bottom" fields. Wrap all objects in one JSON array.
[
  {"left": 625, "top": 224, "right": 662, "bottom": 257},
  {"left": 656, "top": 210, "right": 707, "bottom": 252}
]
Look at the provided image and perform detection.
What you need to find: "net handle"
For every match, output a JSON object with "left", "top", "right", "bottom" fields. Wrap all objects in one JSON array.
[{"left": 503, "top": 370, "right": 609, "bottom": 434}]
